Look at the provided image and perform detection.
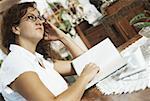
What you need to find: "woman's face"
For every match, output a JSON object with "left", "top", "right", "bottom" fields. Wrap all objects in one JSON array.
[{"left": 17, "top": 7, "right": 45, "bottom": 43}]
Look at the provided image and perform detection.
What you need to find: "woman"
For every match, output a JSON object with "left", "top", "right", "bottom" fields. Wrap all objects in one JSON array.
[{"left": 0, "top": 2, "right": 99, "bottom": 101}]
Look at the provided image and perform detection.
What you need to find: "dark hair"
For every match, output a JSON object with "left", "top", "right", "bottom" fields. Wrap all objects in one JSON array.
[
  {"left": 1, "top": 2, "right": 62, "bottom": 60},
  {"left": 1, "top": 2, "right": 36, "bottom": 53},
  {"left": 36, "top": 40, "right": 62, "bottom": 60}
]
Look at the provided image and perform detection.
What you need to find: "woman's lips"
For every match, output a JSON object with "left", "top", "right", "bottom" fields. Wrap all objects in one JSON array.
[{"left": 36, "top": 27, "right": 42, "bottom": 30}]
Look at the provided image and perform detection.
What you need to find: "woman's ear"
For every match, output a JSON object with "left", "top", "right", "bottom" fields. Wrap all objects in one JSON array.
[{"left": 12, "top": 26, "right": 20, "bottom": 35}]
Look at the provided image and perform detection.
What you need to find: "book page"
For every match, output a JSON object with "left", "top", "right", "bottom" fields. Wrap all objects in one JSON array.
[{"left": 72, "top": 38, "right": 126, "bottom": 89}]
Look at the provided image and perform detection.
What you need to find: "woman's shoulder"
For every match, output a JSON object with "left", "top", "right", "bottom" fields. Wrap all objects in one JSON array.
[
  {"left": 1, "top": 51, "right": 35, "bottom": 73},
  {"left": 0, "top": 51, "right": 36, "bottom": 86},
  {"left": 3, "top": 51, "right": 27, "bottom": 65}
]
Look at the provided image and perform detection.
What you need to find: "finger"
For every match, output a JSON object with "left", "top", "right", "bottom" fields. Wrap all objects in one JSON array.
[
  {"left": 90, "top": 65, "right": 100, "bottom": 72},
  {"left": 94, "top": 66, "right": 100, "bottom": 74},
  {"left": 47, "top": 21, "right": 58, "bottom": 30},
  {"left": 95, "top": 66, "right": 100, "bottom": 72},
  {"left": 44, "top": 36, "right": 48, "bottom": 40},
  {"left": 86, "top": 62, "right": 95, "bottom": 66},
  {"left": 45, "top": 28, "right": 51, "bottom": 33},
  {"left": 43, "top": 33, "right": 49, "bottom": 40},
  {"left": 88, "top": 63, "right": 97, "bottom": 67}
]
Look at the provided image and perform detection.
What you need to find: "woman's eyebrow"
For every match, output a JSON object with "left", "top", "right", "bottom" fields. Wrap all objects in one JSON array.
[
  {"left": 26, "top": 13, "right": 39, "bottom": 16},
  {"left": 21, "top": 13, "right": 36, "bottom": 20}
]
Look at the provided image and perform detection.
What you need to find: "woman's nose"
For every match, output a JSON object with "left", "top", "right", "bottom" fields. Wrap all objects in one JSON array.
[{"left": 35, "top": 18, "right": 43, "bottom": 26}]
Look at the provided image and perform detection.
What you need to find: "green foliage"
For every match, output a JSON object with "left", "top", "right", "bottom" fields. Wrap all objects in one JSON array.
[
  {"left": 46, "top": 0, "right": 55, "bottom": 9},
  {"left": 59, "top": 9, "right": 72, "bottom": 31},
  {"left": 130, "top": 13, "right": 146, "bottom": 24},
  {"left": 134, "top": 22, "right": 150, "bottom": 29},
  {"left": 130, "top": 12, "right": 150, "bottom": 30},
  {"left": 63, "top": 20, "right": 72, "bottom": 32},
  {"left": 58, "top": 23, "right": 67, "bottom": 32},
  {"left": 46, "top": 1, "right": 73, "bottom": 37},
  {"left": 0, "top": 60, "right": 3, "bottom": 67}
]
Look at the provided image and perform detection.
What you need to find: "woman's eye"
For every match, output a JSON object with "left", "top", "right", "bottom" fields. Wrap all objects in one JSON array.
[{"left": 28, "top": 16, "right": 36, "bottom": 20}]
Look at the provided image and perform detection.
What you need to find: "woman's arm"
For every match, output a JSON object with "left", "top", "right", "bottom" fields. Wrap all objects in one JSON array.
[
  {"left": 54, "top": 60, "right": 75, "bottom": 76},
  {"left": 56, "top": 63, "right": 99, "bottom": 101},
  {"left": 44, "top": 22, "right": 86, "bottom": 75},
  {"left": 44, "top": 22, "right": 85, "bottom": 58},
  {"left": 59, "top": 35, "right": 84, "bottom": 58},
  {"left": 11, "top": 64, "right": 99, "bottom": 101}
]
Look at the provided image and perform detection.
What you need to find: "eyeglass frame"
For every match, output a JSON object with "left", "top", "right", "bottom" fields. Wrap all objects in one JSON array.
[{"left": 20, "top": 13, "right": 46, "bottom": 23}]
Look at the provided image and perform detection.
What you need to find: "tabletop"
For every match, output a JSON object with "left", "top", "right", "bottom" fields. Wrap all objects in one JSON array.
[{"left": 82, "top": 86, "right": 150, "bottom": 101}]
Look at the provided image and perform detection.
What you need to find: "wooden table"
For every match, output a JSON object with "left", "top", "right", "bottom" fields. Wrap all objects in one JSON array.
[
  {"left": 82, "top": 34, "right": 150, "bottom": 101},
  {"left": 82, "top": 86, "right": 150, "bottom": 101}
]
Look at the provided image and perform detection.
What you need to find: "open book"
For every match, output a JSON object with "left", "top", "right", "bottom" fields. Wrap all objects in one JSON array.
[{"left": 72, "top": 38, "right": 126, "bottom": 89}]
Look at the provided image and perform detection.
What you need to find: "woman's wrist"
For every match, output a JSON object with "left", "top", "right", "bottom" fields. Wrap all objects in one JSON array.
[
  {"left": 79, "top": 74, "right": 90, "bottom": 85},
  {"left": 59, "top": 35, "right": 72, "bottom": 43},
  {"left": 76, "top": 75, "right": 89, "bottom": 90}
]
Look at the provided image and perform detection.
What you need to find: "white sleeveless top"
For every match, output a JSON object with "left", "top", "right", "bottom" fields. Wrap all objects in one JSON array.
[{"left": 0, "top": 44, "right": 68, "bottom": 101}]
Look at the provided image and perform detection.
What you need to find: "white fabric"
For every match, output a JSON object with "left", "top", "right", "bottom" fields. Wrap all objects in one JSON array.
[
  {"left": 0, "top": 44, "right": 68, "bottom": 101},
  {"left": 96, "top": 36, "right": 150, "bottom": 95},
  {"left": 83, "top": 4, "right": 103, "bottom": 25},
  {"left": 0, "top": 49, "right": 6, "bottom": 60},
  {"left": 0, "top": 49, "right": 7, "bottom": 93}
]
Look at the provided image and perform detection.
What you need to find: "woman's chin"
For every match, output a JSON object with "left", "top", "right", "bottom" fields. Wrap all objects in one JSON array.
[
  {"left": 36, "top": 30, "right": 44, "bottom": 36},
  {"left": 36, "top": 34, "right": 44, "bottom": 41}
]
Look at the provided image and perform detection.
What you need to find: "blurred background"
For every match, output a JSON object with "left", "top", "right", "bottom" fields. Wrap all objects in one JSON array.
[{"left": 0, "top": 0, "right": 150, "bottom": 60}]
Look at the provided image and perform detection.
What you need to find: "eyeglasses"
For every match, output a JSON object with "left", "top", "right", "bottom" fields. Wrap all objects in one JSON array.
[{"left": 21, "top": 14, "right": 45, "bottom": 23}]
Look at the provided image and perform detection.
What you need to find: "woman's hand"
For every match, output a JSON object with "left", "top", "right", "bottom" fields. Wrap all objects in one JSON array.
[
  {"left": 43, "top": 21, "right": 85, "bottom": 58},
  {"left": 80, "top": 63, "right": 100, "bottom": 83},
  {"left": 43, "top": 21, "right": 67, "bottom": 41}
]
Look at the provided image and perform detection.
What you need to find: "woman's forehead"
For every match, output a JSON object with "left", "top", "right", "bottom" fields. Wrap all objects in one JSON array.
[{"left": 25, "top": 7, "right": 40, "bottom": 15}]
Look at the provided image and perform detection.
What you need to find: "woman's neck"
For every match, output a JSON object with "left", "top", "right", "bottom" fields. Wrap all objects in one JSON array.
[{"left": 19, "top": 39, "right": 38, "bottom": 54}]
